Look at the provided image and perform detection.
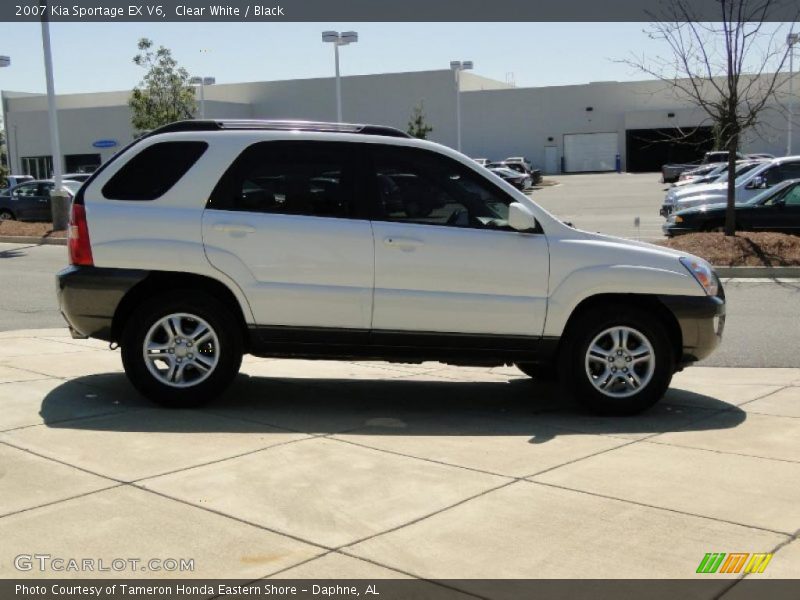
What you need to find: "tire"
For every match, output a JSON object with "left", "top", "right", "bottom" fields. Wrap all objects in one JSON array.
[
  {"left": 558, "top": 305, "right": 674, "bottom": 415},
  {"left": 121, "top": 291, "right": 243, "bottom": 408},
  {"left": 0, "top": 209, "right": 15, "bottom": 221},
  {"left": 516, "top": 362, "right": 558, "bottom": 382}
]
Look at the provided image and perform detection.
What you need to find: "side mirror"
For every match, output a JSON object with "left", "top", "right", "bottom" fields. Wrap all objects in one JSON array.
[
  {"left": 508, "top": 202, "right": 537, "bottom": 232},
  {"left": 747, "top": 175, "right": 767, "bottom": 190}
]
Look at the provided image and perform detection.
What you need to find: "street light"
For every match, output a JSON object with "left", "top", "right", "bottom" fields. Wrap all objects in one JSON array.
[
  {"left": 322, "top": 30, "right": 358, "bottom": 122},
  {"left": 450, "top": 60, "right": 473, "bottom": 152},
  {"left": 787, "top": 33, "right": 799, "bottom": 156},
  {"left": 189, "top": 76, "right": 216, "bottom": 119}
]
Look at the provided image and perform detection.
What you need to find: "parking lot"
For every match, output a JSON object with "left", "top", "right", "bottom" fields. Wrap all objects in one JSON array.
[
  {"left": 1, "top": 328, "right": 799, "bottom": 591},
  {"left": 532, "top": 172, "right": 666, "bottom": 240}
]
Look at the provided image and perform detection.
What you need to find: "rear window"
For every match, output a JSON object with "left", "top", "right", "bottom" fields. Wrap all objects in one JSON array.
[{"left": 102, "top": 141, "right": 208, "bottom": 200}]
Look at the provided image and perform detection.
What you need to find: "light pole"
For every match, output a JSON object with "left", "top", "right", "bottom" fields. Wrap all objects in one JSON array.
[
  {"left": 0, "top": 56, "right": 9, "bottom": 176},
  {"left": 190, "top": 76, "right": 215, "bottom": 119},
  {"left": 322, "top": 31, "right": 358, "bottom": 122},
  {"left": 40, "top": 14, "right": 69, "bottom": 230},
  {"left": 787, "top": 33, "right": 799, "bottom": 156},
  {"left": 450, "top": 60, "right": 473, "bottom": 152}
]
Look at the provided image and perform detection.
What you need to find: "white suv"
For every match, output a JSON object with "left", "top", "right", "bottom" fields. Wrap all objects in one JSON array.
[{"left": 57, "top": 120, "right": 725, "bottom": 415}]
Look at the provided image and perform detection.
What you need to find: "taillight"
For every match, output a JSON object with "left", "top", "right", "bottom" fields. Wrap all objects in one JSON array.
[{"left": 68, "top": 203, "right": 93, "bottom": 266}]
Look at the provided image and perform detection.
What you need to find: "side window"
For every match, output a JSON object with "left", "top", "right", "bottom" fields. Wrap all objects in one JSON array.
[
  {"left": 370, "top": 146, "right": 514, "bottom": 230},
  {"left": 13, "top": 184, "right": 37, "bottom": 198},
  {"left": 209, "top": 141, "right": 357, "bottom": 219},
  {"left": 763, "top": 166, "right": 782, "bottom": 186},
  {"left": 38, "top": 183, "right": 53, "bottom": 197},
  {"left": 778, "top": 163, "right": 800, "bottom": 182},
  {"left": 783, "top": 185, "right": 800, "bottom": 206},
  {"left": 102, "top": 141, "right": 208, "bottom": 201}
]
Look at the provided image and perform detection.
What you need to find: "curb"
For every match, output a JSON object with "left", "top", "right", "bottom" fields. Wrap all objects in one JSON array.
[
  {"left": 0, "top": 235, "right": 67, "bottom": 246},
  {"left": 715, "top": 266, "right": 800, "bottom": 278}
]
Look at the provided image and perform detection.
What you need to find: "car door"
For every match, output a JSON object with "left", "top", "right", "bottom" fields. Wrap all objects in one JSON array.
[
  {"left": 368, "top": 144, "right": 549, "bottom": 341},
  {"left": 747, "top": 183, "right": 800, "bottom": 233},
  {"left": 33, "top": 182, "right": 54, "bottom": 220},
  {"left": 10, "top": 183, "right": 41, "bottom": 220},
  {"left": 202, "top": 140, "right": 375, "bottom": 337}
]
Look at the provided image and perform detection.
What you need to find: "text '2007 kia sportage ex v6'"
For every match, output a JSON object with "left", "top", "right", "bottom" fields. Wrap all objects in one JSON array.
[{"left": 57, "top": 120, "right": 725, "bottom": 415}]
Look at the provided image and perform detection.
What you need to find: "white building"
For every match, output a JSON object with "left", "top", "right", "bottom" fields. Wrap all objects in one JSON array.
[{"left": 2, "top": 68, "right": 794, "bottom": 177}]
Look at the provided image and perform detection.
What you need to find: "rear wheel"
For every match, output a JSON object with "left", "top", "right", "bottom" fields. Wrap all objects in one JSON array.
[
  {"left": 121, "top": 292, "right": 243, "bottom": 408},
  {"left": 558, "top": 305, "right": 674, "bottom": 415}
]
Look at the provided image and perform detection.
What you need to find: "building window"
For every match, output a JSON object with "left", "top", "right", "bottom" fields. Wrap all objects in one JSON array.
[
  {"left": 64, "top": 154, "right": 102, "bottom": 174},
  {"left": 21, "top": 156, "right": 53, "bottom": 180}
]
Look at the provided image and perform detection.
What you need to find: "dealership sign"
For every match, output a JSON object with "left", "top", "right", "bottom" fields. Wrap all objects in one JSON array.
[{"left": 92, "top": 139, "right": 118, "bottom": 148}]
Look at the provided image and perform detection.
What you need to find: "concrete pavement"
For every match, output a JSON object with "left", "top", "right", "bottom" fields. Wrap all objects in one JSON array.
[{"left": 0, "top": 329, "right": 798, "bottom": 590}]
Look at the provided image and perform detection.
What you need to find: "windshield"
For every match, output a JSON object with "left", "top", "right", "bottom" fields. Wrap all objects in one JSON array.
[{"left": 716, "top": 162, "right": 760, "bottom": 183}]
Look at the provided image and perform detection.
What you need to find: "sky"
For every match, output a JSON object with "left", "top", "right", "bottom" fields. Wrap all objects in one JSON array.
[{"left": 0, "top": 22, "right": 681, "bottom": 95}]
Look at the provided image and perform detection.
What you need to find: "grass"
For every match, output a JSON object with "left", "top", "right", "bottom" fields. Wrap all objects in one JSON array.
[
  {"left": 0, "top": 221, "right": 66, "bottom": 239},
  {"left": 660, "top": 231, "right": 800, "bottom": 267}
]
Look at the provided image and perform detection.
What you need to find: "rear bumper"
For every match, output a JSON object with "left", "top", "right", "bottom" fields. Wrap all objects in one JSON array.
[
  {"left": 659, "top": 291, "right": 725, "bottom": 366},
  {"left": 56, "top": 266, "right": 148, "bottom": 341}
]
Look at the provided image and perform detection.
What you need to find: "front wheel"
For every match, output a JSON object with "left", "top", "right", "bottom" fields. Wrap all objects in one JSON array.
[
  {"left": 558, "top": 306, "right": 674, "bottom": 415},
  {"left": 0, "top": 209, "right": 15, "bottom": 221},
  {"left": 121, "top": 292, "right": 243, "bottom": 408}
]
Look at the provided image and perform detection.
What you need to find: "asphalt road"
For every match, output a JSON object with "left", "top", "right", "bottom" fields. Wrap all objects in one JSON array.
[
  {"left": 532, "top": 172, "right": 667, "bottom": 240},
  {"left": 1, "top": 241, "right": 797, "bottom": 368}
]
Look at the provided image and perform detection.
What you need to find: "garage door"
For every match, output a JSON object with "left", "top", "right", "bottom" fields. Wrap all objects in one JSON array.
[{"left": 563, "top": 133, "right": 618, "bottom": 173}]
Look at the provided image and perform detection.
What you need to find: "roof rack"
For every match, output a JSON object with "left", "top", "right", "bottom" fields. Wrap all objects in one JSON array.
[{"left": 152, "top": 119, "right": 412, "bottom": 139}]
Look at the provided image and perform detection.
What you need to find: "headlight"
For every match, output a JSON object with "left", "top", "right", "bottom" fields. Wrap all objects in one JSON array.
[
  {"left": 680, "top": 257, "right": 718, "bottom": 296},
  {"left": 673, "top": 215, "right": 683, "bottom": 223}
]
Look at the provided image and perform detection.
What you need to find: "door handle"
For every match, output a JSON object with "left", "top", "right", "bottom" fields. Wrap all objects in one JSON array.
[
  {"left": 383, "top": 236, "right": 423, "bottom": 250},
  {"left": 213, "top": 223, "right": 256, "bottom": 234}
]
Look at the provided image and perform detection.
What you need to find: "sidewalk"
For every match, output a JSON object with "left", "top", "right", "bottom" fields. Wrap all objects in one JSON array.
[{"left": 0, "top": 329, "right": 798, "bottom": 592}]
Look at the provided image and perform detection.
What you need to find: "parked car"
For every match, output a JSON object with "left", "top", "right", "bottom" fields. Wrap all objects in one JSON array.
[
  {"left": 661, "top": 150, "right": 745, "bottom": 183},
  {"left": 63, "top": 172, "right": 93, "bottom": 183},
  {"left": 0, "top": 180, "right": 82, "bottom": 221},
  {"left": 745, "top": 153, "right": 775, "bottom": 160},
  {"left": 56, "top": 119, "right": 724, "bottom": 416},
  {"left": 663, "top": 179, "right": 800, "bottom": 236},
  {"left": 489, "top": 161, "right": 542, "bottom": 185},
  {"left": 661, "top": 161, "right": 766, "bottom": 216},
  {"left": 674, "top": 163, "right": 726, "bottom": 186},
  {"left": 0, "top": 174, "right": 34, "bottom": 194},
  {"left": 503, "top": 156, "right": 543, "bottom": 184},
  {"left": 488, "top": 165, "right": 532, "bottom": 190},
  {"left": 661, "top": 157, "right": 800, "bottom": 216},
  {"left": 473, "top": 158, "right": 490, "bottom": 166},
  {"left": 673, "top": 159, "right": 769, "bottom": 189}
]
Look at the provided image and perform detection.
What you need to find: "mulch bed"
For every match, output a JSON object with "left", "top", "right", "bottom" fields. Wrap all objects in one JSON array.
[
  {"left": 660, "top": 231, "right": 800, "bottom": 267},
  {"left": 0, "top": 221, "right": 66, "bottom": 239}
]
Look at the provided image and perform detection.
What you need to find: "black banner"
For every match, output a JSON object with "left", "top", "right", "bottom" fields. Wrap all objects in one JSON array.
[
  {"left": 3, "top": 579, "right": 800, "bottom": 600},
  {"left": 2, "top": 0, "right": 799, "bottom": 22}
]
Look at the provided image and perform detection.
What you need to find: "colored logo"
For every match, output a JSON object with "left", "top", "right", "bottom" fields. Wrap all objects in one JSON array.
[
  {"left": 696, "top": 553, "right": 773, "bottom": 574},
  {"left": 92, "top": 139, "right": 118, "bottom": 148}
]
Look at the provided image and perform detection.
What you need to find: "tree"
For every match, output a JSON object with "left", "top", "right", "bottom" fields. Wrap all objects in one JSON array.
[
  {"left": 623, "top": 0, "right": 796, "bottom": 236},
  {"left": 129, "top": 38, "right": 196, "bottom": 134},
  {"left": 407, "top": 101, "right": 434, "bottom": 139}
]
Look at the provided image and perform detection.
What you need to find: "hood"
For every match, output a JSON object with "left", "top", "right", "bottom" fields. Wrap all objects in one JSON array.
[{"left": 671, "top": 182, "right": 727, "bottom": 200}]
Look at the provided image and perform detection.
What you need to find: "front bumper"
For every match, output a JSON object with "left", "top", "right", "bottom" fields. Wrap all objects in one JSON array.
[
  {"left": 660, "top": 204, "right": 674, "bottom": 217},
  {"left": 662, "top": 222, "right": 697, "bottom": 237},
  {"left": 56, "top": 266, "right": 149, "bottom": 341},
  {"left": 659, "top": 290, "right": 725, "bottom": 366}
]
